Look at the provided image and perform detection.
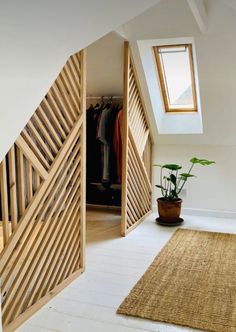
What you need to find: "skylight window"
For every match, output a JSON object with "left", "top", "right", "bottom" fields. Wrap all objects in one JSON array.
[{"left": 154, "top": 44, "right": 197, "bottom": 112}]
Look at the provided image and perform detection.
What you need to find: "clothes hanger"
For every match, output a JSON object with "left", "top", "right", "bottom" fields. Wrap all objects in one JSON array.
[
  {"left": 105, "top": 96, "right": 113, "bottom": 109},
  {"left": 100, "top": 96, "right": 105, "bottom": 109}
]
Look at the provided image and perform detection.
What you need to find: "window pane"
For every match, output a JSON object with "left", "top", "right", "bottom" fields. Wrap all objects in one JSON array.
[{"left": 159, "top": 45, "right": 194, "bottom": 109}]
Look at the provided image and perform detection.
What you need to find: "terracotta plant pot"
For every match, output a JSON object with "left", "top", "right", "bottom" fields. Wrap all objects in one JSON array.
[{"left": 157, "top": 197, "right": 182, "bottom": 222}]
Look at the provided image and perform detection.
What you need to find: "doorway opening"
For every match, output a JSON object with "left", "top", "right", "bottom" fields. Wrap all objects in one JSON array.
[{"left": 85, "top": 32, "right": 125, "bottom": 243}]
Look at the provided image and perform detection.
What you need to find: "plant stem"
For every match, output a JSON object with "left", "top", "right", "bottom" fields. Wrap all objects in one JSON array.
[
  {"left": 167, "top": 171, "right": 173, "bottom": 198},
  {"left": 177, "top": 162, "right": 195, "bottom": 195},
  {"left": 160, "top": 167, "right": 165, "bottom": 197},
  {"left": 175, "top": 170, "right": 178, "bottom": 197}
]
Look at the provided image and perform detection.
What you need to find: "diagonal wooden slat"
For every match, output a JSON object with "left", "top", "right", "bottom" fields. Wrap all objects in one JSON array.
[
  {"left": 32, "top": 113, "right": 59, "bottom": 154},
  {"left": 40, "top": 99, "right": 67, "bottom": 140},
  {"left": 8, "top": 146, "right": 18, "bottom": 232},
  {"left": 0, "top": 136, "right": 82, "bottom": 306},
  {"left": 0, "top": 49, "right": 86, "bottom": 332},
  {"left": 16, "top": 136, "right": 49, "bottom": 179},
  {"left": 26, "top": 121, "right": 55, "bottom": 162},
  {"left": 46, "top": 91, "right": 71, "bottom": 135},
  {"left": 63, "top": 61, "right": 81, "bottom": 108},
  {"left": 121, "top": 42, "right": 152, "bottom": 236},
  {"left": 23, "top": 179, "right": 81, "bottom": 309},
  {"left": 16, "top": 147, "right": 25, "bottom": 218},
  {"left": 2, "top": 146, "right": 82, "bottom": 323},
  {"left": 0, "top": 159, "right": 10, "bottom": 245}
]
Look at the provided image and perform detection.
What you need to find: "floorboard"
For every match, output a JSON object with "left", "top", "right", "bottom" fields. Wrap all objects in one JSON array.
[{"left": 17, "top": 208, "right": 236, "bottom": 332}]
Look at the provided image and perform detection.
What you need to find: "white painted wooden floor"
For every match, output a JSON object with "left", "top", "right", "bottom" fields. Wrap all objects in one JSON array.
[{"left": 17, "top": 209, "right": 236, "bottom": 332}]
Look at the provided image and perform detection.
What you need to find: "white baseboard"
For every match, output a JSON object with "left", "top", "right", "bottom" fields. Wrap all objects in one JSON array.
[
  {"left": 182, "top": 208, "right": 236, "bottom": 219},
  {"left": 152, "top": 205, "right": 236, "bottom": 219}
]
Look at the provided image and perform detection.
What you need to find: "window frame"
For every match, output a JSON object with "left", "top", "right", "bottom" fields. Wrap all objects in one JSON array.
[{"left": 153, "top": 44, "right": 198, "bottom": 113}]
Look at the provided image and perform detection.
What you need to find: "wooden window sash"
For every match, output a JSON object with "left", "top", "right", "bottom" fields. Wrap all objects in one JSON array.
[{"left": 153, "top": 44, "right": 198, "bottom": 113}]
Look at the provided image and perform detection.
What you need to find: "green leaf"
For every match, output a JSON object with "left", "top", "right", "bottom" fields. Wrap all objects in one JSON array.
[
  {"left": 200, "top": 160, "right": 215, "bottom": 166},
  {"left": 170, "top": 174, "right": 177, "bottom": 185},
  {"left": 180, "top": 173, "right": 196, "bottom": 178},
  {"left": 190, "top": 157, "right": 199, "bottom": 164},
  {"left": 162, "top": 164, "right": 182, "bottom": 171},
  {"left": 164, "top": 176, "right": 170, "bottom": 181},
  {"left": 155, "top": 185, "right": 167, "bottom": 191},
  {"left": 153, "top": 164, "right": 163, "bottom": 167},
  {"left": 190, "top": 157, "right": 215, "bottom": 166}
]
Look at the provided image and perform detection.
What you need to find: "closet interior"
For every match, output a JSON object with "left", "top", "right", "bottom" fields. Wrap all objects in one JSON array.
[
  {"left": 86, "top": 32, "right": 152, "bottom": 239},
  {"left": 86, "top": 95, "right": 123, "bottom": 207},
  {"left": 86, "top": 32, "right": 124, "bottom": 237},
  {"left": 0, "top": 31, "right": 152, "bottom": 332}
]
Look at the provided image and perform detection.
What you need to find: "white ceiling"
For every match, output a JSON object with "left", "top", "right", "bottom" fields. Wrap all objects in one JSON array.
[
  {"left": 0, "top": 0, "right": 160, "bottom": 161},
  {"left": 86, "top": 32, "right": 124, "bottom": 97},
  {"left": 86, "top": 0, "right": 236, "bottom": 144},
  {"left": 3, "top": 0, "right": 234, "bottom": 153}
]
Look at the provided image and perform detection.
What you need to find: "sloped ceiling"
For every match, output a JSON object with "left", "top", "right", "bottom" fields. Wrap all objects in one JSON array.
[
  {"left": 0, "top": 0, "right": 160, "bottom": 161},
  {"left": 136, "top": 37, "right": 203, "bottom": 136},
  {"left": 87, "top": 32, "right": 124, "bottom": 97},
  {"left": 222, "top": 0, "right": 236, "bottom": 11},
  {"left": 123, "top": 0, "right": 236, "bottom": 145}
]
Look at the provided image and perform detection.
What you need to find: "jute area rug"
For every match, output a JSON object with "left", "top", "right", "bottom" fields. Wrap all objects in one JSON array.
[{"left": 117, "top": 228, "right": 236, "bottom": 332}]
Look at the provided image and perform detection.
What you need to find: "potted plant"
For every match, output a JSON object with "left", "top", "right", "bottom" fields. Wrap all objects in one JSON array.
[{"left": 154, "top": 157, "right": 215, "bottom": 225}]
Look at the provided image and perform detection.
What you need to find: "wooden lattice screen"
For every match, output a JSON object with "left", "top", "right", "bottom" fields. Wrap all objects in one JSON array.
[
  {"left": 0, "top": 50, "right": 86, "bottom": 331},
  {"left": 121, "top": 42, "right": 152, "bottom": 236}
]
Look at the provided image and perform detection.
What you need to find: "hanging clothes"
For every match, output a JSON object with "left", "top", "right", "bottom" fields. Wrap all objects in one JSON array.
[
  {"left": 86, "top": 104, "right": 102, "bottom": 183},
  {"left": 86, "top": 98, "right": 123, "bottom": 206},
  {"left": 113, "top": 109, "right": 123, "bottom": 183},
  {"left": 86, "top": 99, "right": 123, "bottom": 186},
  {"left": 97, "top": 105, "right": 119, "bottom": 187}
]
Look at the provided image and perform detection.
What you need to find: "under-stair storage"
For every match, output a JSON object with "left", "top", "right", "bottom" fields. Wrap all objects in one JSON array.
[
  {"left": 86, "top": 35, "right": 153, "bottom": 236},
  {"left": 86, "top": 96, "right": 123, "bottom": 208},
  {"left": 0, "top": 38, "right": 152, "bottom": 331},
  {"left": 121, "top": 42, "right": 152, "bottom": 235},
  {"left": 0, "top": 50, "right": 86, "bottom": 332}
]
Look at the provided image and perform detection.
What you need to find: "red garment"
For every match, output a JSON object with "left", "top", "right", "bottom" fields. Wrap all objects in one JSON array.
[{"left": 113, "top": 109, "right": 123, "bottom": 182}]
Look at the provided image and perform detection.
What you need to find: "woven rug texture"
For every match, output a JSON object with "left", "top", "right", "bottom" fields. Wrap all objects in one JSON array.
[{"left": 117, "top": 228, "right": 236, "bottom": 332}]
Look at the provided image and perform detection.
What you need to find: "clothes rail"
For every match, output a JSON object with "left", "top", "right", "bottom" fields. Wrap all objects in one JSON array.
[{"left": 86, "top": 96, "right": 123, "bottom": 99}]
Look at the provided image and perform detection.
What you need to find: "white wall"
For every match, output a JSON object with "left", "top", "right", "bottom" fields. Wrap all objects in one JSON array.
[
  {"left": 0, "top": 0, "right": 160, "bottom": 162},
  {"left": 87, "top": 32, "right": 124, "bottom": 97},
  {"left": 122, "top": 0, "right": 236, "bottom": 212},
  {"left": 137, "top": 37, "right": 203, "bottom": 135},
  {"left": 153, "top": 144, "right": 236, "bottom": 213},
  {"left": 47, "top": 0, "right": 236, "bottom": 213},
  {"left": 124, "top": 0, "right": 236, "bottom": 145}
]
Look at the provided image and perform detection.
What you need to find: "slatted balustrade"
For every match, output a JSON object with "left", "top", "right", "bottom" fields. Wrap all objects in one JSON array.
[
  {"left": 128, "top": 61, "right": 150, "bottom": 157},
  {"left": 143, "top": 135, "right": 152, "bottom": 181},
  {"left": 0, "top": 41, "right": 152, "bottom": 330},
  {"left": 0, "top": 50, "right": 86, "bottom": 332},
  {"left": 121, "top": 42, "right": 152, "bottom": 235},
  {"left": 0, "top": 144, "right": 44, "bottom": 245}
]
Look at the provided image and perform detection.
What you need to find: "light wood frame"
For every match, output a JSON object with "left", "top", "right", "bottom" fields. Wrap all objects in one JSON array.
[
  {"left": 0, "top": 40, "right": 153, "bottom": 331},
  {"left": 0, "top": 49, "right": 86, "bottom": 332},
  {"left": 153, "top": 44, "right": 198, "bottom": 113},
  {"left": 121, "top": 42, "right": 153, "bottom": 236}
]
